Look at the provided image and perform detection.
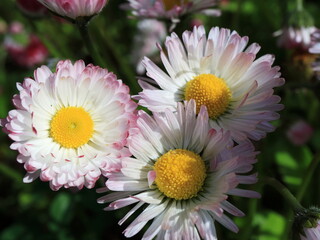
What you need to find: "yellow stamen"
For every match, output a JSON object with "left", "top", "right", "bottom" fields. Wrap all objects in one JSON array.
[
  {"left": 50, "top": 107, "right": 94, "bottom": 149},
  {"left": 154, "top": 149, "right": 206, "bottom": 200},
  {"left": 184, "top": 74, "right": 231, "bottom": 119}
]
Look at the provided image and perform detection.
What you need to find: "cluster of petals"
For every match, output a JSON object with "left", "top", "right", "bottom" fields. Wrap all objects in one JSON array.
[
  {"left": 274, "top": 26, "right": 319, "bottom": 52},
  {"left": 37, "top": 0, "right": 107, "bottom": 19},
  {"left": 124, "top": 0, "right": 220, "bottom": 26},
  {"left": 137, "top": 26, "right": 284, "bottom": 142},
  {"left": 300, "top": 221, "right": 320, "bottom": 240},
  {"left": 131, "top": 19, "right": 167, "bottom": 74},
  {"left": 98, "top": 100, "right": 259, "bottom": 240},
  {"left": 0, "top": 60, "right": 137, "bottom": 190}
]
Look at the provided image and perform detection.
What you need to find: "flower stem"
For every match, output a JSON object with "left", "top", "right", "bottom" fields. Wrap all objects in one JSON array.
[
  {"left": 264, "top": 177, "right": 303, "bottom": 212},
  {"left": 297, "top": 152, "right": 320, "bottom": 201},
  {"left": 76, "top": 18, "right": 106, "bottom": 67},
  {"left": 0, "top": 162, "right": 23, "bottom": 184},
  {"left": 297, "top": 0, "right": 303, "bottom": 11}
]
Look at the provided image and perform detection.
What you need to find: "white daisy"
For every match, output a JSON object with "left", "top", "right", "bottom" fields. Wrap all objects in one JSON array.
[
  {"left": 137, "top": 26, "right": 285, "bottom": 142},
  {"left": 0, "top": 60, "right": 137, "bottom": 190},
  {"left": 98, "top": 100, "right": 259, "bottom": 239}
]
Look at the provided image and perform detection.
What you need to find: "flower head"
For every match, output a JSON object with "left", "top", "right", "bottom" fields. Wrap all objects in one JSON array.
[
  {"left": 274, "top": 26, "right": 318, "bottom": 52},
  {"left": 37, "top": 0, "right": 107, "bottom": 20},
  {"left": 98, "top": 100, "right": 259, "bottom": 239},
  {"left": 1, "top": 60, "right": 137, "bottom": 190},
  {"left": 124, "top": 0, "right": 220, "bottom": 28},
  {"left": 137, "top": 26, "right": 284, "bottom": 142}
]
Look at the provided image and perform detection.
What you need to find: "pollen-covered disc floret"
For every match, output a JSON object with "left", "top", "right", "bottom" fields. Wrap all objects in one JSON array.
[
  {"left": 49, "top": 107, "right": 94, "bottom": 148},
  {"left": 154, "top": 149, "right": 206, "bottom": 200},
  {"left": 0, "top": 60, "right": 137, "bottom": 190},
  {"left": 137, "top": 25, "right": 285, "bottom": 142},
  {"left": 185, "top": 74, "right": 231, "bottom": 119},
  {"left": 98, "top": 100, "right": 260, "bottom": 240}
]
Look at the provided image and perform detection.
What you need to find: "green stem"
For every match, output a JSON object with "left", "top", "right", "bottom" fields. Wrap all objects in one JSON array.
[
  {"left": 297, "top": 152, "right": 320, "bottom": 201},
  {"left": 296, "top": 0, "right": 303, "bottom": 11},
  {"left": 0, "top": 162, "right": 23, "bottom": 183},
  {"left": 76, "top": 19, "right": 106, "bottom": 67},
  {"left": 264, "top": 177, "right": 303, "bottom": 212}
]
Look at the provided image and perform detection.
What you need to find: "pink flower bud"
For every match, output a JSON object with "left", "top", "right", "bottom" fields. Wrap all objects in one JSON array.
[{"left": 286, "top": 120, "right": 314, "bottom": 146}]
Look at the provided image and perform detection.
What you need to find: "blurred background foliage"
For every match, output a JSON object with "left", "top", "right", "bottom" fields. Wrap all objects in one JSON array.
[{"left": 0, "top": 0, "right": 320, "bottom": 239}]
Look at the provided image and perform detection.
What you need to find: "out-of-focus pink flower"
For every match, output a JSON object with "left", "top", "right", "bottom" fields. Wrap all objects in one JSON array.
[
  {"left": 8, "top": 21, "right": 24, "bottom": 34},
  {"left": 5, "top": 35, "right": 48, "bottom": 68},
  {"left": 274, "top": 26, "right": 318, "bottom": 52},
  {"left": 286, "top": 120, "right": 313, "bottom": 146},
  {"left": 131, "top": 19, "right": 166, "bottom": 74},
  {"left": 309, "top": 30, "right": 320, "bottom": 54},
  {"left": 16, "top": 0, "right": 48, "bottom": 16},
  {"left": 124, "top": 0, "right": 220, "bottom": 29},
  {"left": 37, "top": 0, "right": 107, "bottom": 20},
  {"left": 190, "top": 18, "right": 203, "bottom": 27}
]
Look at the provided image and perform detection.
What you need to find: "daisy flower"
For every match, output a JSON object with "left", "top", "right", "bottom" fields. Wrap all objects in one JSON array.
[
  {"left": 98, "top": 100, "right": 259, "bottom": 239},
  {"left": 137, "top": 26, "right": 284, "bottom": 142},
  {"left": 0, "top": 60, "right": 137, "bottom": 190},
  {"left": 274, "top": 26, "right": 319, "bottom": 52},
  {"left": 124, "top": 0, "right": 220, "bottom": 28},
  {"left": 37, "top": 0, "right": 107, "bottom": 20}
]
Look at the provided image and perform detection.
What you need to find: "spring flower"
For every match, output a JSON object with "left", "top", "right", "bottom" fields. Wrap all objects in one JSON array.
[
  {"left": 37, "top": 0, "right": 107, "bottom": 20},
  {"left": 131, "top": 19, "right": 167, "bottom": 74},
  {"left": 5, "top": 34, "right": 48, "bottom": 68},
  {"left": 0, "top": 60, "right": 137, "bottom": 190},
  {"left": 124, "top": 0, "right": 220, "bottom": 29},
  {"left": 16, "top": 0, "right": 48, "bottom": 17},
  {"left": 137, "top": 26, "right": 284, "bottom": 142},
  {"left": 286, "top": 120, "right": 313, "bottom": 146},
  {"left": 98, "top": 100, "right": 259, "bottom": 239}
]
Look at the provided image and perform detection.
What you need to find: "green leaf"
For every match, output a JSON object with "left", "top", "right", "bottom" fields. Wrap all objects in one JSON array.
[{"left": 50, "top": 192, "right": 73, "bottom": 224}]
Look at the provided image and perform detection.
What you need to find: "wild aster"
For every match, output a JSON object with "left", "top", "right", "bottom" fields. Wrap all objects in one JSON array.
[
  {"left": 98, "top": 100, "right": 259, "bottom": 239},
  {"left": 0, "top": 60, "right": 137, "bottom": 190},
  {"left": 37, "top": 0, "right": 107, "bottom": 20},
  {"left": 137, "top": 26, "right": 284, "bottom": 142},
  {"left": 124, "top": 0, "right": 220, "bottom": 29}
]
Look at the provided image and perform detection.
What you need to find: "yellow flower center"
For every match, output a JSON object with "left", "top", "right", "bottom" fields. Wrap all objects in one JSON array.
[
  {"left": 184, "top": 74, "right": 231, "bottom": 119},
  {"left": 162, "top": 0, "right": 187, "bottom": 10},
  {"left": 154, "top": 149, "right": 206, "bottom": 200},
  {"left": 50, "top": 107, "right": 94, "bottom": 149}
]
